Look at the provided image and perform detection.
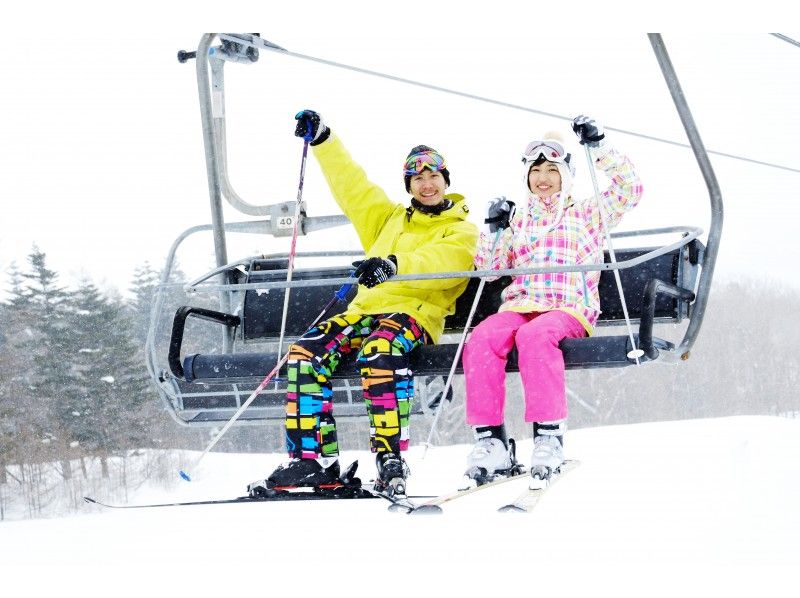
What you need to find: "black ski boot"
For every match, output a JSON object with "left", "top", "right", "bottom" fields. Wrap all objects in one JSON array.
[
  {"left": 374, "top": 452, "right": 410, "bottom": 497},
  {"left": 248, "top": 457, "right": 340, "bottom": 497}
]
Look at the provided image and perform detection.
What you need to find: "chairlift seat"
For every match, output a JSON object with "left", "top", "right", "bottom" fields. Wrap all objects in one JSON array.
[{"left": 164, "top": 240, "right": 702, "bottom": 423}]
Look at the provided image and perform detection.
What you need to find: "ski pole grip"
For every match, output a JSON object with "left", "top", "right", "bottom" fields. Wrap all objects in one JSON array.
[
  {"left": 303, "top": 122, "right": 314, "bottom": 143},
  {"left": 335, "top": 272, "right": 357, "bottom": 300}
]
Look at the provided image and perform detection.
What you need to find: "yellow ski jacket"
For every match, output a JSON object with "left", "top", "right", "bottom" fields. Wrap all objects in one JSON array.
[{"left": 312, "top": 134, "right": 478, "bottom": 342}]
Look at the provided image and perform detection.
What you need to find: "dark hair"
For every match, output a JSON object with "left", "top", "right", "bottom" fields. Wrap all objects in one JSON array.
[{"left": 528, "top": 155, "right": 550, "bottom": 167}]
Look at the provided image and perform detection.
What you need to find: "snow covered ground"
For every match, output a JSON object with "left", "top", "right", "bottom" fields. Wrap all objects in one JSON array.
[{"left": 2, "top": 415, "right": 798, "bottom": 596}]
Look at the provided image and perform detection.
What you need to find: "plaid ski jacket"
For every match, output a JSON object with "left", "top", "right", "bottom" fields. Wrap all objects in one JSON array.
[{"left": 474, "top": 143, "right": 643, "bottom": 335}]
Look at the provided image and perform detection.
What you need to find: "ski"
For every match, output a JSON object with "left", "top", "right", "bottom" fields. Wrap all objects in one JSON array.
[
  {"left": 359, "top": 473, "right": 423, "bottom": 513},
  {"left": 407, "top": 467, "right": 529, "bottom": 515},
  {"left": 497, "top": 459, "right": 581, "bottom": 513},
  {"left": 83, "top": 486, "right": 378, "bottom": 510},
  {"left": 365, "top": 487, "right": 420, "bottom": 513},
  {"left": 84, "top": 460, "right": 427, "bottom": 511},
  {"left": 83, "top": 485, "right": 433, "bottom": 511}
]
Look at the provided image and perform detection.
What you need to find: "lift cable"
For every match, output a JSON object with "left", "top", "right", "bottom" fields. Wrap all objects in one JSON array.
[
  {"left": 227, "top": 34, "right": 800, "bottom": 175},
  {"left": 771, "top": 33, "right": 800, "bottom": 49}
]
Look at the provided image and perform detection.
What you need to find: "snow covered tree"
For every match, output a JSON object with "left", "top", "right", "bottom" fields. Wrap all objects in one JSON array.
[
  {"left": 0, "top": 263, "right": 29, "bottom": 479},
  {"left": 66, "top": 278, "right": 161, "bottom": 475},
  {"left": 17, "top": 247, "right": 81, "bottom": 477},
  {"left": 127, "top": 262, "right": 161, "bottom": 347}
]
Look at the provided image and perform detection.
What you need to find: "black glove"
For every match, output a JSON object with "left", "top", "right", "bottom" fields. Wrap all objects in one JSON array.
[
  {"left": 294, "top": 109, "right": 330, "bottom": 146},
  {"left": 572, "top": 114, "right": 605, "bottom": 147},
  {"left": 484, "top": 197, "right": 516, "bottom": 233},
  {"left": 352, "top": 256, "right": 397, "bottom": 288}
]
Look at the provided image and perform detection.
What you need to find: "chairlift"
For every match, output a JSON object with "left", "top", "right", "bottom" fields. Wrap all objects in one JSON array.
[{"left": 145, "top": 33, "right": 722, "bottom": 427}]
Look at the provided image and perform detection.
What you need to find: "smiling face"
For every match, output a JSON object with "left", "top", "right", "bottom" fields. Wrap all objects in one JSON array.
[
  {"left": 409, "top": 169, "right": 448, "bottom": 206},
  {"left": 527, "top": 160, "right": 562, "bottom": 200}
]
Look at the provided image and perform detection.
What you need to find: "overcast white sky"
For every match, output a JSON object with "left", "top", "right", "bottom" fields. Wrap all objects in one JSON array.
[{"left": 3, "top": 15, "right": 800, "bottom": 298}]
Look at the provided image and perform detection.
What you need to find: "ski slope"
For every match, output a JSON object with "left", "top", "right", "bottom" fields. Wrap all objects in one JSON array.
[{"left": 2, "top": 415, "right": 798, "bottom": 596}]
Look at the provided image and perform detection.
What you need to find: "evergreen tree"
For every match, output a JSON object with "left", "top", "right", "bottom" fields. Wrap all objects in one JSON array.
[
  {"left": 0, "top": 260, "right": 47, "bottom": 485},
  {"left": 19, "top": 245, "right": 78, "bottom": 477},
  {"left": 68, "top": 279, "right": 158, "bottom": 458},
  {"left": 128, "top": 262, "right": 160, "bottom": 347},
  {"left": 0, "top": 299, "right": 14, "bottom": 484}
]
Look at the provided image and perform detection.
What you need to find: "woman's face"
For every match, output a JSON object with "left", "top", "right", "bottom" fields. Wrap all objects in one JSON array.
[
  {"left": 410, "top": 169, "right": 447, "bottom": 206},
  {"left": 527, "top": 161, "right": 562, "bottom": 199}
]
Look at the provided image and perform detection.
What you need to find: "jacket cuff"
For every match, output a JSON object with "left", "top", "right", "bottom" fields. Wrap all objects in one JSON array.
[{"left": 310, "top": 126, "right": 331, "bottom": 146}]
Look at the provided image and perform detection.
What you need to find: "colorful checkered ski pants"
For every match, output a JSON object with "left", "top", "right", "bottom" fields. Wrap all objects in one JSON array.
[{"left": 284, "top": 312, "right": 428, "bottom": 458}]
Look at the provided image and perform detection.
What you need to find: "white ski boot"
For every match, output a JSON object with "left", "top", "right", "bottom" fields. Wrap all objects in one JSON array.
[
  {"left": 529, "top": 435, "right": 564, "bottom": 489},
  {"left": 529, "top": 420, "right": 566, "bottom": 489},
  {"left": 466, "top": 438, "right": 512, "bottom": 474},
  {"left": 464, "top": 437, "right": 523, "bottom": 486}
]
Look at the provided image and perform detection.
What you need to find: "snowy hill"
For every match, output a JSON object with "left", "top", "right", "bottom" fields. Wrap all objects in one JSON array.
[{"left": 2, "top": 415, "right": 798, "bottom": 596}]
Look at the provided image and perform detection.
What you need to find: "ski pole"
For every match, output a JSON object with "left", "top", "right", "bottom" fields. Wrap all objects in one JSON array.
[
  {"left": 179, "top": 275, "right": 354, "bottom": 481},
  {"left": 421, "top": 226, "right": 506, "bottom": 457},
  {"left": 275, "top": 133, "right": 312, "bottom": 378},
  {"left": 583, "top": 144, "right": 643, "bottom": 363}
]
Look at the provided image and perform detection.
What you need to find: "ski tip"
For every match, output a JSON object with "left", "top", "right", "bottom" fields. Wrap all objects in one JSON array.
[
  {"left": 387, "top": 502, "right": 414, "bottom": 514},
  {"left": 409, "top": 504, "right": 443, "bottom": 516},
  {"left": 83, "top": 496, "right": 98, "bottom": 504},
  {"left": 497, "top": 504, "right": 527, "bottom": 513},
  {"left": 179, "top": 470, "right": 192, "bottom": 482}
]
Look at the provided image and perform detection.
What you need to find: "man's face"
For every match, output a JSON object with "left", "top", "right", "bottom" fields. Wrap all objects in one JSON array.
[{"left": 410, "top": 169, "right": 447, "bottom": 206}]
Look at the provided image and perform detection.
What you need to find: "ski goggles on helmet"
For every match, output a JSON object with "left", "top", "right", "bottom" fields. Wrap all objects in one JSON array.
[
  {"left": 522, "top": 140, "right": 571, "bottom": 166},
  {"left": 404, "top": 149, "right": 447, "bottom": 175}
]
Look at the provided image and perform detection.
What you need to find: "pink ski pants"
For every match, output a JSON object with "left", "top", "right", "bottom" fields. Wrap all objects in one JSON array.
[{"left": 463, "top": 310, "right": 586, "bottom": 425}]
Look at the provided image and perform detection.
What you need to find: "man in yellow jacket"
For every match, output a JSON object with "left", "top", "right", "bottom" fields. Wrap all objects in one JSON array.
[{"left": 264, "top": 110, "right": 478, "bottom": 496}]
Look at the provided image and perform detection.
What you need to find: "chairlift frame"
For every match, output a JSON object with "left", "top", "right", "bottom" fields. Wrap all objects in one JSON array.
[{"left": 145, "top": 33, "right": 722, "bottom": 427}]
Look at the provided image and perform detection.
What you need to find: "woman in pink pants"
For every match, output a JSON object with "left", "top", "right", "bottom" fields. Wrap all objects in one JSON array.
[{"left": 462, "top": 115, "right": 643, "bottom": 487}]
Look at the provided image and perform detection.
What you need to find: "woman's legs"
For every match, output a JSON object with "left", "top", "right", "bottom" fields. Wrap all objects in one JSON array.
[
  {"left": 463, "top": 311, "right": 530, "bottom": 426},
  {"left": 514, "top": 310, "right": 586, "bottom": 422}
]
